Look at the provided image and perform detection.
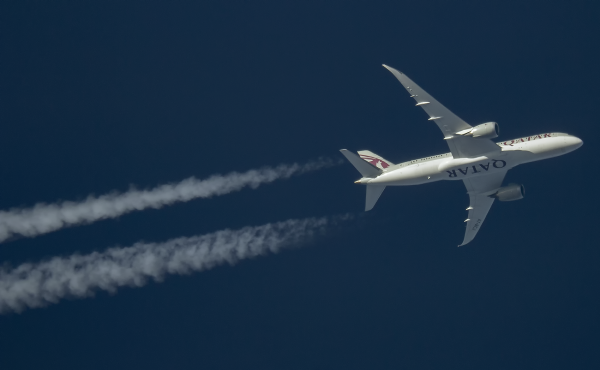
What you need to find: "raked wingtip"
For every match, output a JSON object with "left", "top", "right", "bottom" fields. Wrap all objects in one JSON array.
[{"left": 382, "top": 64, "right": 402, "bottom": 74}]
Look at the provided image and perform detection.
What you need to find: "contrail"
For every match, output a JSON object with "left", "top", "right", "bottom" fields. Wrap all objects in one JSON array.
[
  {"left": 0, "top": 215, "right": 349, "bottom": 314},
  {"left": 0, "top": 158, "right": 338, "bottom": 243}
]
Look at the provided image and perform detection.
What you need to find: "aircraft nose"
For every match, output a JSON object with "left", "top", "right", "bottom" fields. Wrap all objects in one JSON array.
[{"left": 565, "top": 136, "right": 583, "bottom": 151}]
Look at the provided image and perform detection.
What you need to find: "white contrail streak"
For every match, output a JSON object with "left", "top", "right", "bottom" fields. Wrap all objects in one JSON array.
[
  {"left": 0, "top": 215, "right": 348, "bottom": 314},
  {"left": 0, "top": 158, "right": 338, "bottom": 243}
]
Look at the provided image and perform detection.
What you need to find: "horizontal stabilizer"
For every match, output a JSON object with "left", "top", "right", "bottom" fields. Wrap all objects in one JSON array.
[
  {"left": 366, "top": 185, "right": 386, "bottom": 211},
  {"left": 340, "top": 149, "right": 382, "bottom": 178}
]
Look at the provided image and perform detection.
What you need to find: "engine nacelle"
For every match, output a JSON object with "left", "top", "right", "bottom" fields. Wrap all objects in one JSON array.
[
  {"left": 492, "top": 183, "right": 525, "bottom": 202},
  {"left": 470, "top": 122, "right": 499, "bottom": 139}
]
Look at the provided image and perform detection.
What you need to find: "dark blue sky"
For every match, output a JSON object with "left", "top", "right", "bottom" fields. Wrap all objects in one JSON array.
[{"left": 1, "top": 1, "right": 598, "bottom": 369}]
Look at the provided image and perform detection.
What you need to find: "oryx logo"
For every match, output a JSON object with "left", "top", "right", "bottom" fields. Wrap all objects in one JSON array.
[{"left": 360, "top": 155, "right": 390, "bottom": 169}]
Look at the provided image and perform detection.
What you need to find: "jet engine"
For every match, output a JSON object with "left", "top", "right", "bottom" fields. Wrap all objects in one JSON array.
[
  {"left": 458, "top": 122, "right": 499, "bottom": 139},
  {"left": 491, "top": 183, "right": 525, "bottom": 201},
  {"left": 472, "top": 122, "right": 499, "bottom": 139}
]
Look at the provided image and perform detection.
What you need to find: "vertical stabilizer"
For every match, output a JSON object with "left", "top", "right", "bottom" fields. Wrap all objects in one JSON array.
[
  {"left": 339, "top": 149, "right": 382, "bottom": 178},
  {"left": 366, "top": 185, "right": 386, "bottom": 211},
  {"left": 357, "top": 150, "right": 394, "bottom": 170}
]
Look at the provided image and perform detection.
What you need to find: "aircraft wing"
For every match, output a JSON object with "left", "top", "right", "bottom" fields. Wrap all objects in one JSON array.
[
  {"left": 383, "top": 65, "right": 500, "bottom": 159},
  {"left": 459, "top": 171, "right": 507, "bottom": 246}
]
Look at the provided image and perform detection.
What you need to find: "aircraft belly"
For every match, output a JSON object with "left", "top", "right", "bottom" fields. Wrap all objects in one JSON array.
[{"left": 371, "top": 162, "right": 442, "bottom": 186}]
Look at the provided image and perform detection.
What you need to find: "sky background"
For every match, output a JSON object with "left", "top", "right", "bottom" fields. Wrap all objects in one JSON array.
[{"left": 0, "top": 1, "right": 599, "bottom": 369}]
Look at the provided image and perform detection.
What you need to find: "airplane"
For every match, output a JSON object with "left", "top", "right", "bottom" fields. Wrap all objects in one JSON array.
[{"left": 340, "top": 65, "right": 583, "bottom": 246}]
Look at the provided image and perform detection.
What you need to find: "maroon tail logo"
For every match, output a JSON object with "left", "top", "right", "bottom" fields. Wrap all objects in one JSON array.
[{"left": 360, "top": 155, "right": 390, "bottom": 169}]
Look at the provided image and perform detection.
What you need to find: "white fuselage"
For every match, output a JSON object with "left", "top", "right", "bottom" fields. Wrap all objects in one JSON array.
[{"left": 368, "top": 133, "right": 583, "bottom": 186}]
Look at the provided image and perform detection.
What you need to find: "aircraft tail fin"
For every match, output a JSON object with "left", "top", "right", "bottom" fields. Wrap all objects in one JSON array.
[
  {"left": 357, "top": 150, "right": 394, "bottom": 170},
  {"left": 340, "top": 149, "right": 387, "bottom": 211},
  {"left": 339, "top": 149, "right": 382, "bottom": 178},
  {"left": 366, "top": 185, "right": 386, "bottom": 211}
]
